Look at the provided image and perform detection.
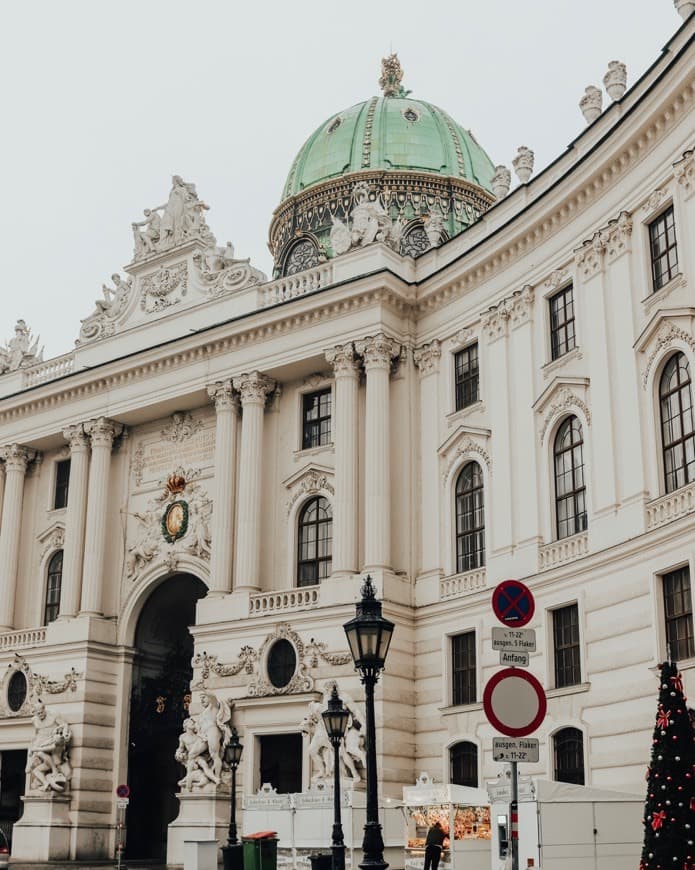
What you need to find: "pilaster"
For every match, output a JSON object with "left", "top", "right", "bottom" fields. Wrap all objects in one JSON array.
[
  {"left": 0, "top": 444, "right": 35, "bottom": 630},
  {"left": 59, "top": 424, "right": 90, "bottom": 618},
  {"left": 413, "top": 340, "right": 442, "bottom": 580}
]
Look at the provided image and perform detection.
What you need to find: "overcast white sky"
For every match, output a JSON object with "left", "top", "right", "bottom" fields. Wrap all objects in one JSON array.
[{"left": 0, "top": 0, "right": 682, "bottom": 359}]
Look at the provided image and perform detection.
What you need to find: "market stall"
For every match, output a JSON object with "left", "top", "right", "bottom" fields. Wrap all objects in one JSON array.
[{"left": 403, "top": 774, "right": 491, "bottom": 870}]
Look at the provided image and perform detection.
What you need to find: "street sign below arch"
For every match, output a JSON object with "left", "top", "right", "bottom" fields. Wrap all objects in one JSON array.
[
  {"left": 491, "top": 579, "right": 535, "bottom": 627},
  {"left": 483, "top": 668, "right": 547, "bottom": 738},
  {"left": 115, "top": 784, "right": 130, "bottom": 798}
]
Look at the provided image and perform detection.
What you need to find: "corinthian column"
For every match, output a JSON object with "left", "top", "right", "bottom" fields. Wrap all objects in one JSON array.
[
  {"left": 0, "top": 445, "right": 35, "bottom": 630},
  {"left": 354, "top": 334, "right": 401, "bottom": 570},
  {"left": 0, "top": 463, "right": 5, "bottom": 530},
  {"left": 232, "top": 372, "right": 276, "bottom": 591},
  {"left": 207, "top": 380, "right": 239, "bottom": 595},
  {"left": 80, "top": 418, "right": 122, "bottom": 615},
  {"left": 325, "top": 343, "right": 360, "bottom": 576},
  {"left": 59, "top": 424, "right": 90, "bottom": 618}
]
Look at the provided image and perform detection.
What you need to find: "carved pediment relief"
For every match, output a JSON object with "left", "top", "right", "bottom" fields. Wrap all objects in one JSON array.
[
  {"left": 37, "top": 522, "right": 65, "bottom": 562},
  {"left": 438, "top": 425, "right": 492, "bottom": 483},
  {"left": 534, "top": 377, "right": 591, "bottom": 442},
  {"left": 636, "top": 309, "right": 695, "bottom": 389},
  {"left": 283, "top": 464, "right": 335, "bottom": 515}
]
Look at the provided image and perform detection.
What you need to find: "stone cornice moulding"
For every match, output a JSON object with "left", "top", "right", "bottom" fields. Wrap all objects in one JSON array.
[
  {"left": 414, "top": 73, "right": 693, "bottom": 314},
  {"left": 0, "top": 283, "right": 414, "bottom": 428}
]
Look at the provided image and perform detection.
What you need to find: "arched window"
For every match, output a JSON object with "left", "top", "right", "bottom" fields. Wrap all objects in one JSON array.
[
  {"left": 553, "top": 727, "right": 585, "bottom": 785},
  {"left": 659, "top": 352, "right": 695, "bottom": 493},
  {"left": 284, "top": 238, "right": 320, "bottom": 276},
  {"left": 455, "top": 462, "right": 485, "bottom": 573},
  {"left": 45, "top": 550, "right": 63, "bottom": 624},
  {"left": 297, "top": 497, "right": 332, "bottom": 587},
  {"left": 450, "top": 741, "right": 478, "bottom": 787},
  {"left": 554, "top": 416, "right": 587, "bottom": 540}
]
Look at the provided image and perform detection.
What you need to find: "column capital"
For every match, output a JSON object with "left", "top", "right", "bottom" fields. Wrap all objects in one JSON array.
[
  {"left": 207, "top": 379, "right": 239, "bottom": 412},
  {"left": 63, "top": 424, "right": 90, "bottom": 451},
  {"left": 84, "top": 417, "right": 123, "bottom": 449},
  {"left": 325, "top": 343, "right": 360, "bottom": 377},
  {"left": 413, "top": 340, "right": 441, "bottom": 377},
  {"left": 232, "top": 371, "right": 276, "bottom": 406},
  {"left": 355, "top": 333, "right": 402, "bottom": 371},
  {"left": 0, "top": 444, "right": 36, "bottom": 473}
]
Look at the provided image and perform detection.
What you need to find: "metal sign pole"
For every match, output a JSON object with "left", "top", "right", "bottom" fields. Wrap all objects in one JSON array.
[{"left": 510, "top": 760, "right": 518, "bottom": 870}]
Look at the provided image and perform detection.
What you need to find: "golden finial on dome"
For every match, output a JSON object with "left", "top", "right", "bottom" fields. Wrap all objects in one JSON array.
[{"left": 379, "top": 53, "right": 406, "bottom": 98}]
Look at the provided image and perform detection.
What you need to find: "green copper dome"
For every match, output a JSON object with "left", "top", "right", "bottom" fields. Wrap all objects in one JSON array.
[
  {"left": 269, "top": 56, "right": 497, "bottom": 276},
  {"left": 281, "top": 96, "right": 495, "bottom": 200}
]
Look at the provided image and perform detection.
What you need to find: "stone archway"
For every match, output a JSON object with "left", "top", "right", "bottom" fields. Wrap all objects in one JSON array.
[{"left": 125, "top": 573, "right": 207, "bottom": 860}]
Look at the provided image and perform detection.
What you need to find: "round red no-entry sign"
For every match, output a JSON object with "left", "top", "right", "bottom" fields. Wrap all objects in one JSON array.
[
  {"left": 483, "top": 668, "right": 546, "bottom": 737},
  {"left": 492, "top": 579, "right": 535, "bottom": 627},
  {"left": 116, "top": 784, "right": 130, "bottom": 798}
]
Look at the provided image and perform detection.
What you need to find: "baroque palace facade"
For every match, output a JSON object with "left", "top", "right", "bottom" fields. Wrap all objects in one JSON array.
[{"left": 0, "top": 7, "right": 693, "bottom": 864}]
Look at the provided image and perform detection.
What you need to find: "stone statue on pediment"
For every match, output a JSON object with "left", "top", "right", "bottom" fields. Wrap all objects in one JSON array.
[
  {"left": 0, "top": 319, "right": 43, "bottom": 373},
  {"left": 97, "top": 274, "right": 132, "bottom": 317},
  {"left": 132, "top": 176, "right": 216, "bottom": 262},
  {"left": 26, "top": 700, "right": 72, "bottom": 793}
]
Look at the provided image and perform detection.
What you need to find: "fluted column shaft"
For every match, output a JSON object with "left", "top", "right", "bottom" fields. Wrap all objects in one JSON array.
[
  {"left": 233, "top": 373, "right": 275, "bottom": 591},
  {"left": 355, "top": 334, "right": 400, "bottom": 570},
  {"left": 0, "top": 445, "right": 34, "bottom": 630},
  {"left": 208, "top": 381, "right": 239, "bottom": 595},
  {"left": 0, "top": 464, "right": 5, "bottom": 531},
  {"left": 59, "top": 425, "right": 90, "bottom": 618},
  {"left": 80, "top": 418, "right": 122, "bottom": 615},
  {"left": 326, "top": 344, "right": 360, "bottom": 575}
]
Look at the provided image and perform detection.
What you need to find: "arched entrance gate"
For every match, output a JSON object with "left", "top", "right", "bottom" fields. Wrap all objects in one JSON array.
[{"left": 125, "top": 573, "right": 207, "bottom": 860}]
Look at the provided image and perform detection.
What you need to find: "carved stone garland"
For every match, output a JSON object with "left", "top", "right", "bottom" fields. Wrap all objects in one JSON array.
[
  {"left": 192, "top": 623, "right": 351, "bottom": 697},
  {"left": 0, "top": 654, "right": 81, "bottom": 719}
]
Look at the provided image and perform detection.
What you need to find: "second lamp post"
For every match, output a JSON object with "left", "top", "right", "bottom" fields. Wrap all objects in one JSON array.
[
  {"left": 343, "top": 576, "right": 394, "bottom": 870},
  {"left": 322, "top": 684, "right": 350, "bottom": 870}
]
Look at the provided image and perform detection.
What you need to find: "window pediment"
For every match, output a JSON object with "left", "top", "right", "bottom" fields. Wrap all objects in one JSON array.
[
  {"left": 283, "top": 463, "right": 334, "bottom": 515},
  {"left": 438, "top": 425, "right": 491, "bottom": 483},
  {"left": 635, "top": 309, "right": 695, "bottom": 388},
  {"left": 533, "top": 377, "right": 591, "bottom": 443},
  {"left": 37, "top": 521, "right": 65, "bottom": 563}
]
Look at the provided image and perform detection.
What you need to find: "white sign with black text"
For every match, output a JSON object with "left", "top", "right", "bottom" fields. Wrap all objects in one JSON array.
[
  {"left": 492, "top": 737, "right": 540, "bottom": 763},
  {"left": 491, "top": 627, "right": 536, "bottom": 652}
]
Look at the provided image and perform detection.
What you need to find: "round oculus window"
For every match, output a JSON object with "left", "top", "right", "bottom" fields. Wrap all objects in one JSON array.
[
  {"left": 403, "top": 107, "right": 419, "bottom": 123},
  {"left": 267, "top": 639, "right": 297, "bottom": 689},
  {"left": 327, "top": 117, "right": 342, "bottom": 134},
  {"left": 7, "top": 671, "right": 27, "bottom": 712}
]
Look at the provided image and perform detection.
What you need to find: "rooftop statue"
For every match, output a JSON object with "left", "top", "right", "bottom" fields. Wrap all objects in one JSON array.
[
  {"left": 329, "top": 181, "right": 403, "bottom": 257},
  {"left": 78, "top": 274, "right": 133, "bottom": 344},
  {"left": 0, "top": 319, "right": 43, "bottom": 374},
  {"left": 132, "top": 175, "right": 216, "bottom": 261},
  {"left": 378, "top": 53, "right": 410, "bottom": 98}
]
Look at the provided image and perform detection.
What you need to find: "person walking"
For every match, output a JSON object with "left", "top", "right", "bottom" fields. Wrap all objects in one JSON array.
[{"left": 423, "top": 820, "right": 447, "bottom": 870}]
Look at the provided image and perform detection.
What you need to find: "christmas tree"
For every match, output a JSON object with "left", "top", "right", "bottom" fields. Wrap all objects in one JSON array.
[{"left": 640, "top": 660, "right": 695, "bottom": 869}]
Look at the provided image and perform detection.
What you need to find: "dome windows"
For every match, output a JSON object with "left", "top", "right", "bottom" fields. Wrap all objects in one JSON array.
[
  {"left": 327, "top": 117, "right": 342, "bottom": 134},
  {"left": 402, "top": 106, "right": 420, "bottom": 124}
]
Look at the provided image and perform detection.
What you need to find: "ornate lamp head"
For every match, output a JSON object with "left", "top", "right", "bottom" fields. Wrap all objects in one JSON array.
[{"left": 343, "top": 576, "right": 395, "bottom": 680}]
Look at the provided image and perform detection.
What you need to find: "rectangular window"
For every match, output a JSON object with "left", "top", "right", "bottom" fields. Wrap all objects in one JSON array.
[
  {"left": 54, "top": 459, "right": 71, "bottom": 510},
  {"left": 553, "top": 604, "right": 581, "bottom": 688},
  {"left": 452, "top": 631, "right": 476, "bottom": 706},
  {"left": 302, "top": 389, "right": 332, "bottom": 450},
  {"left": 649, "top": 206, "right": 678, "bottom": 292},
  {"left": 454, "top": 344, "right": 479, "bottom": 411},
  {"left": 663, "top": 566, "right": 695, "bottom": 661},
  {"left": 549, "top": 285, "right": 576, "bottom": 361}
]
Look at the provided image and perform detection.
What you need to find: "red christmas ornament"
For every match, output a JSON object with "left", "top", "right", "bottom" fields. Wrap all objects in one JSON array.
[{"left": 652, "top": 809, "right": 667, "bottom": 831}]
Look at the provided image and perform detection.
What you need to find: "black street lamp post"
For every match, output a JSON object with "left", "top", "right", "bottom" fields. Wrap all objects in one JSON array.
[
  {"left": 222, "top": 727, "right": 244, "bottom": 870},
  {"left": 322, "top": 685, "right": 350, "bottom": 870},
  {"left": 343, "top": 576, "right": 395, "bottom": 870}
]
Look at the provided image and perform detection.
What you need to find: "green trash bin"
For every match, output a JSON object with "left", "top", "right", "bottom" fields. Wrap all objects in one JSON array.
[{"left": 242, "top": 831, "right": 278, "bottom": 870}]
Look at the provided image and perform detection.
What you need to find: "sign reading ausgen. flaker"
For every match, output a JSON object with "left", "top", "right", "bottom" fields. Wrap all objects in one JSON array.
[{"left": 492, "top": 737, "right": 540, "bottom": 763}]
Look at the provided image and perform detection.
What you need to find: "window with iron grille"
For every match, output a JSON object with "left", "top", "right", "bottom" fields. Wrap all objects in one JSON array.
[
  {"left": 659, "top": 353, "right": 695, "bottom": 494},
  {"left": 649, "top": 206, "right": 678, "bottom": 292},
  {"left": 455, "top": 462, "right": 485, "bottom": 572},
  {"left": 454, "top": 344, "right": 479, "bottom": 411},
  {"left": 554, "top": 416, "right": 587, "bottom": 540},
  {"left": 553, "top": 728, "right": 584, "bottom": 785},
  {"left": 302, "top": 389, "right": 332, "bottom": 450},
  {"left": 44, "top": 550, "right": 63, "bottom": 624},
  {"left": 54, "top": 459, "right": 71, "bottom": 510},
  {"left": 452, "top": 632, "right": 476, "bottom": 706},
  {"left": 549, "top": 285, "right": 576, "bottom": 361},
  {"left": 297, "top": 496, "right": 332, "bottom": 587},
  {"left": 450, "top": 741, "right": 478, "bottom": 787},
  {"left": 553, "top": 604, "right": 581, "bottom": 688},
  {"left": 663, "top": 566, "right": 695, "bottom": 662}
]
